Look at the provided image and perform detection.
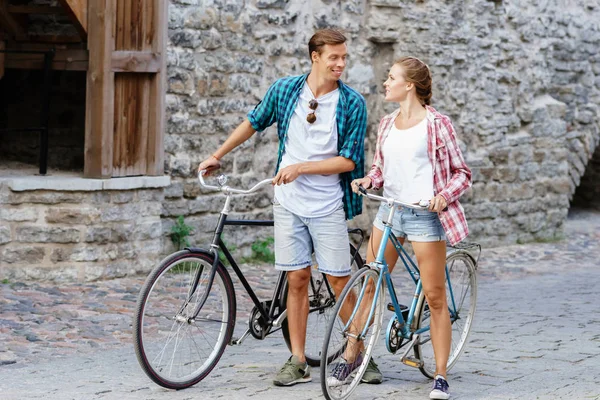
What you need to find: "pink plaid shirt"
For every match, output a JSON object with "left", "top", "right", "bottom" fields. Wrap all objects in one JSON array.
[{"left": 366, "top": 106, "right": 472, "bottom": 245}]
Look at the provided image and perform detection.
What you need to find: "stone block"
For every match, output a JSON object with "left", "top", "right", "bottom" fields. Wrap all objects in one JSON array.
[
  {"left": 50, "top": 247, "right": 71, "bottom": 263},
  {"left": 0, "top": 225, "right": 10, "bottom": 244},
  {"left": 45, "top": 207, "right": 100, "bottom": 224},
  {"left": 16, "top": 226, "right": 81, "bottom": 244},
  {"left": 100, "top": 204, "right": 138, "bottom": 223},
  {"left": 162, "top": 199, "right": 190, "bottom": 217},
  {"left": 2, "top": 246, "right": 45, "bottom": 264},
  {"left": 0, "top": 208, "right": 38, "bottom": 222},
  {"left": 184, "top": 7, "right": 218, "bottom": 30},
  {"left": 70, "top": 247, "right": 101, "bottom": 262},
  {"left": 133, "top": 221, "right": 164, "bottom": 241},
  {"left": 110, "top": 192, "right": 135, "bottom": 204},
  {"left": 84, "top": 227, "right": 112, "bottom": 244}
]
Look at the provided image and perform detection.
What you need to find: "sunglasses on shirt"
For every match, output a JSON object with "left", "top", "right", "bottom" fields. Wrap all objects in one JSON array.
[{"left": 307, "top": 99, "right": 318, "bottom": 124}]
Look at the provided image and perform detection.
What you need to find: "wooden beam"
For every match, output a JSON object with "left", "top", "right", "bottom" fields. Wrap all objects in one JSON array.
[
  {"left": 4, "top": 48, "right": 88, "bottom": 71},
  {"left": 111, "top": 51, "right": 160, "bottom": 72},
  {"left": 57, "top": 0, "right": 88, "bottom": 40},
  {"left": 7, "top": 5, "right": 64, "bottom": 14},
  {"left": 84, "top": 0, "right": 114, "bottom": 178},
  {"left": 26, "top": 34, "right": 83, "bottom": 44},
  {"left": 0, "top": 0, "right": 27, "bottom": 38},
  {"left": 0, "top": 36, "right": 4, "bottom": 79},
  {"left": 146, "top": 0, "right": 166, "bottom": 176}
]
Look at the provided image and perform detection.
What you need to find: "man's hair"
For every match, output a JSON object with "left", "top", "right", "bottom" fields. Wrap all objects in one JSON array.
[{"left": 308, "top": 29, "right": 347, "bottom": 61}]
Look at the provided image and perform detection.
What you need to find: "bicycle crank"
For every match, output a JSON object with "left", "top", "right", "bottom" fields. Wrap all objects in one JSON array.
[{"left": 249, "top": 300, "right": 275, "bottom": 340}]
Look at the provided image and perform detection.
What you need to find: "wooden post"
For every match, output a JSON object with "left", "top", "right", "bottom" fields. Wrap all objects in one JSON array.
[
  {"left": 0, "top": 35, "right": 4, "bottom": 80},
  {"left": 84, "top": 0, "right": 114, "bottom": 178},
  {"left": 146, "top": 0, "right": 166, "bottom": 176}
]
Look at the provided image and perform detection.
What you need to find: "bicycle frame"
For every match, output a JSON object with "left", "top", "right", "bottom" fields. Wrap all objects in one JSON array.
[
  {"left": 355, "top": 203, "right": 457, "bottom": 342},
  {"left": 186, "top": 173, "right": 366, "bottom": 345}
]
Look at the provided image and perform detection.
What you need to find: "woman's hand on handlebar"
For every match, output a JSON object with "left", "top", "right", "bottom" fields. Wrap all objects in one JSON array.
[
  {"left": 351, "top": 177, "right": 372, "bottom": 194},
  {"left": 198, "top": 156, "right": 221, "bottom": 176},
  {"left": 429, "top": 194, "right": 448, "bottom": 213}
]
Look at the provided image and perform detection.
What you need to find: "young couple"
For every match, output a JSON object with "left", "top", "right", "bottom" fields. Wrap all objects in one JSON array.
[{"left": 198, "top": 29, "right": 471, "bottom": 400}]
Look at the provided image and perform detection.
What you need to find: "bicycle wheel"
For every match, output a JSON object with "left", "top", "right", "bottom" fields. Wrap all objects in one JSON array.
[
  {"left": 414, "top": 250, "right": 477, "bottom": 378},
  {"left": 281, "top": 244, "right": 364, "bottom": 367},
  {"left": 133, "top": 250, "right": 236, "bottom": 389},
  {"left": 321, "top": 267, "right": 385, "bottom": 400}
]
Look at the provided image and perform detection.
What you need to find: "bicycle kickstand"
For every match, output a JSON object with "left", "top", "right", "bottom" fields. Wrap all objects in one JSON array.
[{"left": 230, "top": 328, "right": 252, "bottom": 346}]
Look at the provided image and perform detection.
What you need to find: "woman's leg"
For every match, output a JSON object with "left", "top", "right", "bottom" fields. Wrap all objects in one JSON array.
[
  {"left": 343, "top": 226, "right": 402, "bottom": 360},
  {"left": 366, "top": 226, "right": 403, "bottom": 268},
  {"left": 412, "top": 240, "right": 450, "bottom": 378}
]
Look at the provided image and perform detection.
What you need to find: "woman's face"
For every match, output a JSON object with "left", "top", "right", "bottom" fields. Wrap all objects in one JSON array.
[{"left": 383, "top": 64, "right": 410, "bottom": 102}]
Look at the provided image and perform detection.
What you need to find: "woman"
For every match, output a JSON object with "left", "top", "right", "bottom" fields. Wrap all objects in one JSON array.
[{"left": 352, "top": 57, "right": 471, "bottom": 400}]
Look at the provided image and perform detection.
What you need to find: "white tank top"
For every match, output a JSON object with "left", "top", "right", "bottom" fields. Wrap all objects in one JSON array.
[{"left": 382, "top": 118, "right": 434, "bottom": 203}]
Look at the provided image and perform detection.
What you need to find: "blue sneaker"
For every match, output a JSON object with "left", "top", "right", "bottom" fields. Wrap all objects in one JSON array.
[
  {"left": 326, "top": 353, "right": 364, "bottom": 387},
  {"left": 430, "top": 375, "right": 450, "bottom": 399}
]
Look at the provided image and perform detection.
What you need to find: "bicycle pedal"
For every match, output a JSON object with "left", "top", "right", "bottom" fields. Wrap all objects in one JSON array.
[
  {"left": 401, "top": 356, "right": 423, "bottom": 369},
  {"left": 387, "top": 302, "right": 409, "bottom": 320}
]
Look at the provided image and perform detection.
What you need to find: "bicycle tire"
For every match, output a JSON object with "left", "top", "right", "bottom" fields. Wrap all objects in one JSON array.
[
  {"left": 321, "top": 267, "right": 385, "bottom": 400},
  {"left": 133, "top": 250, "right": 236, "bottom": 389},
  {"left": 414, "top": 250, "right": 477, "bottom": 379},
  {"left": 281, "top": 244, "right": 365, "bottom": 367}
]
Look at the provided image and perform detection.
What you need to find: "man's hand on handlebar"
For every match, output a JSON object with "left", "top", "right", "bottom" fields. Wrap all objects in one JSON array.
[{"left": 198, "top": 156, "right": 221, "bottom": 176}]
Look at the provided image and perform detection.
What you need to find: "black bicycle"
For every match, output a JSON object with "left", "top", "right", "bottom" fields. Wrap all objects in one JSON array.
[{"left": 133, "top": 172, "right": 365, "bottom": 390}]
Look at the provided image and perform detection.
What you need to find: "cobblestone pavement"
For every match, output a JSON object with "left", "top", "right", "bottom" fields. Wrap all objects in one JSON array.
[{"left": 1, "top": 209, "right": 599, "bottom": 400}]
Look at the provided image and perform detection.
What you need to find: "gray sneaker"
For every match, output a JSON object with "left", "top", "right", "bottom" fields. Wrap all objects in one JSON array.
[
  {"left": 361, "top": 357, "right": 383, "bottom": 384},
  {"left": 273, "top": 355, "right": 312, "bottom": 386}
]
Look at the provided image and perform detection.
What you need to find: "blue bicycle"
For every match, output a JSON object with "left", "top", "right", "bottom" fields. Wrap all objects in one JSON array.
[{"left": 321, "top": 188, "right": 479, "bottom": 400}]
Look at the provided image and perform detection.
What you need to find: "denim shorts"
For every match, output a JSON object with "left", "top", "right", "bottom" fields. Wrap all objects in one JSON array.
[
  {"left": 373, "top": 203, "right": 446, "bottom": 242},
  {"left": 273, "top": 202, "right": 351, "bottom": 277}
]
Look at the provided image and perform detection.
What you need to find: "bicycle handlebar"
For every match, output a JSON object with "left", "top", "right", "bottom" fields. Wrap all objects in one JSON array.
[
  {"left": 198, "top": 171, "right": 273, "bottom": 195},
  {"left": 357, "top": 185, "right": 430, "bottom": 210}
]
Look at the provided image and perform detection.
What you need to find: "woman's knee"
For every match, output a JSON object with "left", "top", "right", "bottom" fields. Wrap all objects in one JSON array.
[{"left": 424, "top": 287, "right": 447, "bottom": 311}]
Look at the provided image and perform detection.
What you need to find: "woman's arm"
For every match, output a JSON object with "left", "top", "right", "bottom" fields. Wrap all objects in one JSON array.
[
  {"left": 366, "top": 117, "right": 389, "bottom": 190},
  {"left": 437, "top": 117, "right": 472, "bottom": 204}
]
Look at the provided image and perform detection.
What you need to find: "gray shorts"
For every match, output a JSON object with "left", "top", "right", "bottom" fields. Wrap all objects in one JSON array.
[
  {"left": 373, "top": 203, "right": 446, "bottom": 242},
  {"left": 273, "top": 203, "right": 351, "bottom": 277}
]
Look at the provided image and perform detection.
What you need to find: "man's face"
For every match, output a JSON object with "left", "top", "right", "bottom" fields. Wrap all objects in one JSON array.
[{"left": 312, "top": 43, "right": 347, "bottom": 81}]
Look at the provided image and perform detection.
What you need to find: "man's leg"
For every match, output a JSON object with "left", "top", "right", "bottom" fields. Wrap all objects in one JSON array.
[
  {"left": 286, "top": 266, "right": 311, "bottom": 362},
  {"left": 272, "top": 204, "right": 313, "bottom": 386}
]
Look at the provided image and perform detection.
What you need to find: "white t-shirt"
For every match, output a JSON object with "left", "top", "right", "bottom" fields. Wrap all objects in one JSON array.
[
  {"left": 274, "top": 83, "right": 342, "bottom": 218},
  {"left": 382, "top": 118, "right": 434, "bottom": 203}
]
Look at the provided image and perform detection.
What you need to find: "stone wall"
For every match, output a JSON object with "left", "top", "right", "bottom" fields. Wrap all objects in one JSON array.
[
  {"left": 0, "top": 180, "right": 167, "bottom": 281},
  {"left": 165, "top": 0, "right": 600, "bottom": 248}
]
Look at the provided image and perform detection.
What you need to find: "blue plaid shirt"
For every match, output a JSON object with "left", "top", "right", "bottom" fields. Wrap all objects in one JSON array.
[{"left": 247, "top": 74, "right": 367, "bottom": 220}]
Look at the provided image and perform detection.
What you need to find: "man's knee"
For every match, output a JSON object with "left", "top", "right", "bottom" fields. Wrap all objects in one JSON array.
[{"left": 287, "top": 268, "right": 311, "bottom": 292}]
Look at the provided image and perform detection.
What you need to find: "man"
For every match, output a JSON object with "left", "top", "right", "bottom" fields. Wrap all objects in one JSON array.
[{"left": 198, "top": 29, "right": 381, "bottom": 386}]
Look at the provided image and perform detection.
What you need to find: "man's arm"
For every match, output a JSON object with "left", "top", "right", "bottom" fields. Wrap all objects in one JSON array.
[
  {"left": 213, "top": 119, "right": 256, "bottom": 159},
  {"left": 198, "top": 119, "right": 256, "bottom": 175},
  {"left": 272, "top": 156, "right": 355, "bottom": 185}
]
